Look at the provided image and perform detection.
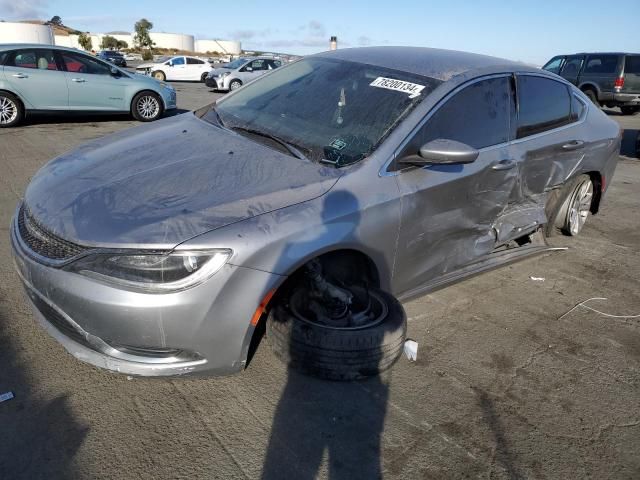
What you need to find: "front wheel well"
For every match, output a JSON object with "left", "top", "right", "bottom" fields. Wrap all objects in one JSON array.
[{"left": 130, "top": 89, "right": 164, "bottom": 111}]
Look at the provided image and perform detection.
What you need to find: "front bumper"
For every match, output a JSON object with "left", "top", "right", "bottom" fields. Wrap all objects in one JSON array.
[
  {"left": 205, "top": 77, "right": 218, "bottom": 88},
  {"left": 10, "top": 211, "right": 281, "bottom": 377},
  {"left": 161, "top": 87, "right": 177, "bottom": 110}
]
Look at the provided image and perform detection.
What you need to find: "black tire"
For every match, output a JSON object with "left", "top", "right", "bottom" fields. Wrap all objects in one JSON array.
[
  {"left": 152, "top": 70, "right": 166, "bottom": 81},
  {"left": 554, "top": 174, "right": 593, "bottom": 236},
  {"left": 583, "top": 89, "right": 600, "bottom": 107},
  {"left": 131, "top": 91, "right": 163, "bottom": 122},
  {"left": 0, "top": 91, "right": 24, "bottom": 128},
  {"left": 201, "top": 72, "right": 208, "bottom": 82},
  {"left": 229, "top": 79, "right": 242, "bottom": 91},
  {"left": 620, "top": 106, "right": 639, "bottom": 116},
  {"left": 267, "top": 287, "right": 407, "bottom": 381}
]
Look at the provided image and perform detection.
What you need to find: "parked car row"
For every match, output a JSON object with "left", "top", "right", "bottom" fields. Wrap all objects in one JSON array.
[
  {"left": 543, "top": 52, "right": 640, "bottom": 115},
  {"left": 0, "top": 44, "right": 176, "bottom": 127}
]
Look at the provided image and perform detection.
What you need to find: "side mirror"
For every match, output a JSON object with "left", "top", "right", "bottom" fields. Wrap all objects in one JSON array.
[
  {"left": 110, "top": 66, "right": 121, "bottom": 77},
  {"left": 245, "top": 66, "right": 253, "bottom": 72},
  {"left": 398, "top": 139, "right": 479, "bottom": 167}
]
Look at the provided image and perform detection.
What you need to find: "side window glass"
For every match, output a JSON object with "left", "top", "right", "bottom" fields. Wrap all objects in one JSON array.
[
  {"left": 186, "top": 57, "right": 204, "bottom": 65},
  {"left": 561, "top": 57, "right": 583, "bottom": 76},
  {"left": 625, "top": 56, "right": 640, "bottom": 74},
  {"left": 543, "top": 57, "right": 564, "bottom": 74},
  {"left": 251, "top": 60, "right": 265, "bottom": 71},
  {"left": 584, "top": 55, "right": 618, "bottom": 74},
  {"left": 62, "top": 52, "right": 111, "bottom": 75},
  {"left": 10, "top": 49, "right": 58, "bottom": 71},
  {"left": 570, "top": 94, "right": 586, "bottom": 122},
  {"left": 172, "top": 57, "right": 185, "bottom": 66},
  {"left": 516, "top": 76, "right": 571, "bottom": 138},
  {"left": 412, "top": 76, "right": 511, "bottom": 151}
]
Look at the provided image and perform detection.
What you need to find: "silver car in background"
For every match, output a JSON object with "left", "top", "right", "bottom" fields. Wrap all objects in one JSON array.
[
  {"left": 205, "top": 56, "right": 282, "bottom": 91},
  {"left": 11, "top": 47, "right": 620, "bottom": 380}
]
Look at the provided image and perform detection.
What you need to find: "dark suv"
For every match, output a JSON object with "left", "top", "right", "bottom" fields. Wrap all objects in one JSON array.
[
  {"left": 543, "top": 53, "right": 640, "bottom": 115},
  {"left": 97, "top": 50, "right": 127, "bottom": 67}
]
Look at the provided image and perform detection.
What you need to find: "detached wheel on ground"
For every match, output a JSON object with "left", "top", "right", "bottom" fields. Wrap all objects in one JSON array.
[
  {"left": 267, "top": 260, "right": 406, "bottom": 381},
  {"left": 131, "top": 92, "right": 163, "bottom": 122},
  {"left": 152, "top": 71, "right": 166, "bottom": 81},
  {"left": 554, "top": 174, "right": 594, "bottom": 236},
  {"left": 229, "top": 79, "right": 242, "bottom": 91},
  {"left": 620, "top": 106, "right": 639, "bottom": 116},
  {"left": 0, "top": 92, "right": 24, "bottom": 128}
]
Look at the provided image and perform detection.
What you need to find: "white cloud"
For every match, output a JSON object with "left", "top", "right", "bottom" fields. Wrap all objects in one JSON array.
[{"left": 0, "top": 0, "right": 48, "bottom": 20}]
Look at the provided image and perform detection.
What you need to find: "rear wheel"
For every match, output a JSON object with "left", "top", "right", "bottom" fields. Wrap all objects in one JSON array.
[
  {"left": 131, "top": 91, "right": 163, "bottom": 122},
  {"left": 267, "top": 260, "right": 406, "bottom": 381},
  {"left": 583, "top": 89, "right": 600, "bottom": 107},
  {"left": 152, "top": 70, "right": 166, "bottom": 81},
  {"left": 557, "top": 174, "right": 594, "bottom": 236},
  {"left": 620, "top": 106, "right": 639, "bottom": 115},
  {"left": 229, "top": 79, "right": 242, "bottom": 91},
  {"left": 201, "top": 72, "right": 208, "bottom": 82},
  {"left": 0, "top": 92, "right": 24, "bottom": 128}
]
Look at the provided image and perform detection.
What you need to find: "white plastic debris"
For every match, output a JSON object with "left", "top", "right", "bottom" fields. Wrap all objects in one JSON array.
[
  {"left": 0, "top": 391, "right": 14, "bottom": 403},
  {"left": 529, "top": 276, "right": 545, "bottom": 282},
  {"left": 404, "top": 340, "right": 418, "bottom": 361}
]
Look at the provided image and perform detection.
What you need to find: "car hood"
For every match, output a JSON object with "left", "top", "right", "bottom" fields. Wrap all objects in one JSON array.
[
  {"left": 209, "top": 67, "right": 232, "bottom": 76},
  {"left": 24, "top": 113, "right": 341, "bottom": 249}
]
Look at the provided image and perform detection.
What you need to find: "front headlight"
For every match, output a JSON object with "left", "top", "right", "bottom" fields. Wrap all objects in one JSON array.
[
  {"left": 219, "top": 71, "right": 231, "bottom": 78},
  {"left": 66, "top": 249, "right": 232, "bottom": 292}
]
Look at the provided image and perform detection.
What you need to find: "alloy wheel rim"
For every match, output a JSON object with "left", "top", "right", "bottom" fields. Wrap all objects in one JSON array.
[
  {"left": 569, "top": 180, "right": 593, "bottom": 235},
  {"left": 137, "top": 96, "right": 160, "bottom": 119},
  {"left": 153, "top": 72, "right": 164, "bottom": 80},
  {"left": 0, "top": 96, "right": 18, "bottom": 124},
  {"left": 230, "top": 81, "right": 240, "bottom": 90}
]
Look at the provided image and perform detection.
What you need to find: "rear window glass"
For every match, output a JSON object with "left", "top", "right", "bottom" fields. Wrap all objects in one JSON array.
[
  {"left": 625, "top": 56, "right": 640, "bottom": 74},
  {"left": 570, "top": 95, "right": 586, "bottom": 122},
  {"left": 0, "top": 51, "right": 7, "bottom": 65},
  {"left": 8, "top": 49, "right": 59, "bottom": 71},
  {"left": 517, "top": 75, "right": 571, "bottom": 138},
  {"left": 584, "top": 55, "right": 618, "bottom": 74}
]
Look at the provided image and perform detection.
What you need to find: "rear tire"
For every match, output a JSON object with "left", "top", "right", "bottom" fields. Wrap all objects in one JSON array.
[
  {"left": 620, "top": 106, "right": 639, "bottom": 116},
  {"left": 583, "top": 89, "right": 600, "bottom": 107},
  {"left": 201, "top": 72, "right": 208, "bottom": 82},
  {"left": 131, "top": 91, "right": 163, "bottom": 122},
  {"left": 0, "top": 91, "right": 24, "bottom": 128},
  {"left": 152, "top": 71, "right": 166, "bottom": 81},
  {"left": 556, "top": 174, "right": 594, "bottom": 236},
  {"left": 267, "top": 287, "right": 407, "bottom": 381}
]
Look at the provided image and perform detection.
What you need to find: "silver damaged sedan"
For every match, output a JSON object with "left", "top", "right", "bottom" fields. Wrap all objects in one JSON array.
[{"left": 11, "top": 47, "right": 621, "bottom": 379}]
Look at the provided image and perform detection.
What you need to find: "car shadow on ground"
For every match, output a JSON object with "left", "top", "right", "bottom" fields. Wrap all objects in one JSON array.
[
  {"left": 620, "top": 128, "right": 639, "bottom": 158},
  {"left": 21, "top": 109, "right": 190, "bottom": 127},
  {"left": 0, "top": 298, "right": 89, "bottom": 477}
]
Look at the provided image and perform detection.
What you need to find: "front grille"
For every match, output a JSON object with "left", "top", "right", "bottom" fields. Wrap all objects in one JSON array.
[
  {"left": 17, "top": 206, "right": 90, "bottom": 261},
  {"left": 27, "top": 289, "right": 91, "bottom": 348}
]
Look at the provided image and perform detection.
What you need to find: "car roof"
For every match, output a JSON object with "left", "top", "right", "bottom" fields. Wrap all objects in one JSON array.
[
  {"left": 314, "top": 46, "right": 525, "bottom": 81},
  {"left": 0, "top": 43, "right": 92, "bottom": 54}
]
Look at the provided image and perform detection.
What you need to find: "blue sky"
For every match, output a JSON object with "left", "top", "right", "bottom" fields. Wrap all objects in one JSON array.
[{"left": 1, "top": 0, "right": 639, "bottom": 65}]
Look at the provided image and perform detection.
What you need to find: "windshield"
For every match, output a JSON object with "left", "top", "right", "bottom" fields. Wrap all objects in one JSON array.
[
  {"left": 226, "top": 58, "right": 248, "bottom": 69},
  {"left": 203, "top": 57, "right": 440, "bottom": 166}
]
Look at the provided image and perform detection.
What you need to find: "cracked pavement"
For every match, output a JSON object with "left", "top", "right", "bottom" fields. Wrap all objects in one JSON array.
[{"left": 0, "top": 83, "right": 639, "bottom": 479}]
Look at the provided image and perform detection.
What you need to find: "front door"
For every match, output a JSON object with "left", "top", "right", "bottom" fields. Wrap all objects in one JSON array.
[
  {"left": 391, "top": 75, "right": 518, "bottom": 295},
  {"left": 559, "top": 55, "right": 584, "bottom": 86},
  {"left": 238, "top": 59, "right": 267, "bottom": 84},
  {"left": 167, "top": 56, "right": 186, "bottom": 80},
  {"left": 58, "top": 50, "right": 128, "bottom": 111},
  {"left": 3, "top": 48, "right": 68, "bottom": 109}
]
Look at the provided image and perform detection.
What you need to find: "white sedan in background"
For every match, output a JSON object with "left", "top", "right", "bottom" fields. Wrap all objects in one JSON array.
[{"left": 136, "top": 56, "right": 212, "bottom": 82}]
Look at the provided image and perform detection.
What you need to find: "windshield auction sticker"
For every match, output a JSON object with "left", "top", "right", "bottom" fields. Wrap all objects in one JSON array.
[{"left": 370, "top": 77, "right": 425, "bottom": 98}]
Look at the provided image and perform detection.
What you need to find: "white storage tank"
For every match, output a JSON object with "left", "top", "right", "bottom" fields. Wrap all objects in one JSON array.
[
  {"left": 0, "top": 21, "right": 54, "bottom": 45},
  {"left": 149, "top": 32, "right": 195, "bottom": 51},
  {"left": 195, "top": 39, "right": 242, "bottom": 55},
  {"left": 54, "top": 34, "right": 82, "bottom": 49}
]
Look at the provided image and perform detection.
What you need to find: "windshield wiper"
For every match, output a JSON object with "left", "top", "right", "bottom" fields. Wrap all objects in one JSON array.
[{"left": 231, "top": 126, "right": 308, "bottom": 160}]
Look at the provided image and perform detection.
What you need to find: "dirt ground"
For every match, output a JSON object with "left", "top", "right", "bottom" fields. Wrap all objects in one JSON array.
[{"left": 1, "top": 82, "right": 639, "bottom": 480}]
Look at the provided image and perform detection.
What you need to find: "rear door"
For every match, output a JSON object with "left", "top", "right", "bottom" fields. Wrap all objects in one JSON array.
[
  {"left": 185, "top": 57, "right": 208, "bottom": 80},
  {"left": 579, "top": 54, "right": 621, "bottom": 95},
  {"left": 3, "top": 48, "right": 68, "bottom": 109},
  {"left": 622, "top": 55, "right": 640, "bottom": 93},
  {"left": 392, "top": 75, "right": 517, "bottom": 293},
  {"left": 59, "top": 50, "right": 128, "bottom": 111},
  {"left": 509, "top": 74, "right": 587, "bottom": 235},
  {"left": 559, "top": 55, "right": 584, "bottom": 85}
]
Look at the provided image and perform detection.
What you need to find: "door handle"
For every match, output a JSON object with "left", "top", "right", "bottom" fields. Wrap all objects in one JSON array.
[
  {"left": 561, "top": 140, "right": 585, "bottom": 151},
  {"left": 71, "top": 78, "right": 86, "bottom": 83},
  {"left": 12, "top": 73, "right": 28, "bottom": 79},
  {"left": 491, "top": 159, "right": 517, "bottom": 171}
]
